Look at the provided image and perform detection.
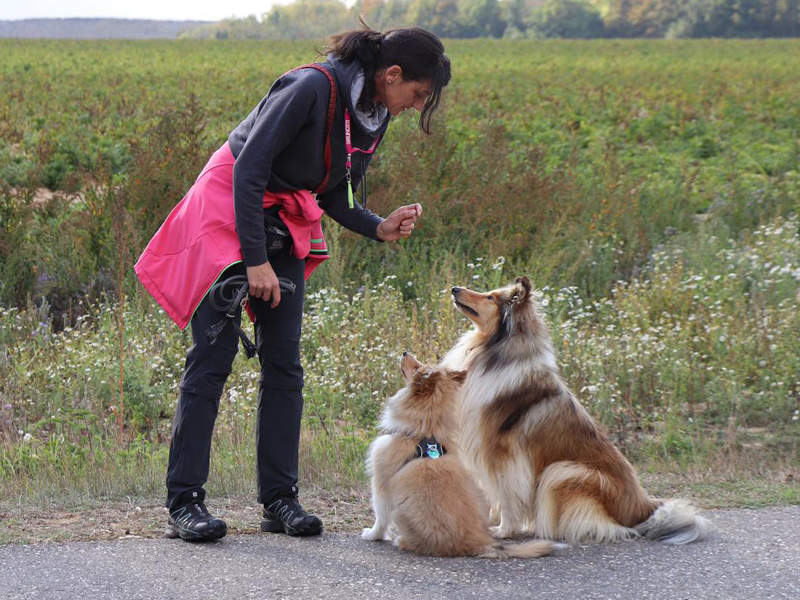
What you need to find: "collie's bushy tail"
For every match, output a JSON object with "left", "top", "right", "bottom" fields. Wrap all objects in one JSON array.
[
  {"left": 635, "top": 499, "right": 710, "bottom": 545},
  {"left": 480, "top": 539, "right": 555, "bottom": 559}
]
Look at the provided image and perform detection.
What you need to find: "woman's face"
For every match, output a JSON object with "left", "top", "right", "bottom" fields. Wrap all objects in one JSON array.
[{"left": 375, "top": 66, "right": 432, "bottom": 117}]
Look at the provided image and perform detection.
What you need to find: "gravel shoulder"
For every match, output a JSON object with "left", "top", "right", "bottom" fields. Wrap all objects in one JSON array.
[{"left": 0, "top": 490, "right": 372, "bottom": 545}]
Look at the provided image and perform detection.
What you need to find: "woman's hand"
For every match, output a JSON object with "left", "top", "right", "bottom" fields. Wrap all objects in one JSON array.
[
  {"left": 247, "top": 262, "right": 281, "bottom": 308},
  {"left": 376, "top": 204, "right": 423, "bottom": 242}
]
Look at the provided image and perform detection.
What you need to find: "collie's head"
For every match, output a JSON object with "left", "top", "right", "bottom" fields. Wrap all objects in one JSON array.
[
  {"left": 451, "top": 276, "right": 555, "bottom": 371},
  {"left": 380, "top": 352, "right": 466, "bottom": 440}
]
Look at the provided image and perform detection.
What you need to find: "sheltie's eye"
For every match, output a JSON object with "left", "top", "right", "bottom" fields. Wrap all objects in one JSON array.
[{"left": 487, "top": 295, "right": 494, "bottom": 301}]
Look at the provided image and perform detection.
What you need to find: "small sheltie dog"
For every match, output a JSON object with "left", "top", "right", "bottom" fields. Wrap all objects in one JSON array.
[
  {"left": 442, "top": 276, "right": 709, "bottom": 545},
  {"left": 362, "top": 352, "right": 554, "bottom": 559}
]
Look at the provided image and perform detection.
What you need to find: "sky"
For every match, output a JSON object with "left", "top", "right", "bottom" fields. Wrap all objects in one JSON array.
[{"left": 0, "top": 0, "right": 296, "bottom": 22}]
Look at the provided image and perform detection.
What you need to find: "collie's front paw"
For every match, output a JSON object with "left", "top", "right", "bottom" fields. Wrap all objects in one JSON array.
[
  {"left": 361, "top": 526, "right": 386, "bottom": 541},
  {"left": 490, "top": 524, "right": 516, "bottom": 539}
]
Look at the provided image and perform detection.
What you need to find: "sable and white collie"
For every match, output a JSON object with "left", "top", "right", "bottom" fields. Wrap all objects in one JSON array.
[
  {"left": 441, "top": 276, "right": 709, "bottom": 545},
  {"left": 361, "top": 352, "right": 554, "bottom": 559}
]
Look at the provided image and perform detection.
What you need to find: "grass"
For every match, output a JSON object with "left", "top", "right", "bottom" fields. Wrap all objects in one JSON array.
[{"left": 2, "top": 215, "right": 799, "bottom": 535}]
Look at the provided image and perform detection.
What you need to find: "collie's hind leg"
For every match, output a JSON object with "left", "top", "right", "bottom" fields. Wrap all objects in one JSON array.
[{"left": 534, "top": 461, "right": 635, "bottom": 543}]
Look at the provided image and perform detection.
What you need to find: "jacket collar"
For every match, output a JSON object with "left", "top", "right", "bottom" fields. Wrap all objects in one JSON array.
[{"left": 327, "top": 56, "right": 390, "bottom": 137}]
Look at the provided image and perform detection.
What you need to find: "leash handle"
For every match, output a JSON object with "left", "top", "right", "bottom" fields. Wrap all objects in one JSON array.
[
  {"left": 277, "top": 277, "right": 297, "bottom": 296},
  {"left": 207, "top": 275, "right": 296, "bottom": 313},
  {"left": 206, "top": 274, "right": 297, "bottom": 359}
]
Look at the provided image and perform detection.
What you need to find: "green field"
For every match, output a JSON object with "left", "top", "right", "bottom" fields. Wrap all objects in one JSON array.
[{"left": 1, "top": 39, "right": 799, "bottom": 526}]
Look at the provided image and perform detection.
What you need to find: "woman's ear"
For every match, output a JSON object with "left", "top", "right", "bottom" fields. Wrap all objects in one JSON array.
[{"left": 385, "top": 64, "right": 402, "bottom": 83}]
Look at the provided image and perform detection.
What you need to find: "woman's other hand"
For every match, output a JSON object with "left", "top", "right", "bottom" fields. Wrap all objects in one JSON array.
[
  {"left": 376, "top": 203, "right": 423, "bottom": 242},
  {"left": 247, "top": 262, "right": 281, "bottom": 308}
]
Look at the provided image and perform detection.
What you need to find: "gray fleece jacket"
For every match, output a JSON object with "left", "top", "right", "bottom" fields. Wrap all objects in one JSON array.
[{"left": 228, "top": 57, "right": 391, "bottom": 268}]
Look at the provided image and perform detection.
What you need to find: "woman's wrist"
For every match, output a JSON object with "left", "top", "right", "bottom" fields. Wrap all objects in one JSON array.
[{"left": 375, "top": 219, "right": 387, "bottom": 241}]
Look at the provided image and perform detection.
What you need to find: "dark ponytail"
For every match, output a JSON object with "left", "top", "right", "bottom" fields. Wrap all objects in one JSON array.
[{"left": 322, "top": 22, "right": 451, "bottom": 134}]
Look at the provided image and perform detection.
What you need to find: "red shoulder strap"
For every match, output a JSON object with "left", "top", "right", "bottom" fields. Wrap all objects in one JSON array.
[{"left": 285, "top": 63, "right": 337, "bottom": 195}]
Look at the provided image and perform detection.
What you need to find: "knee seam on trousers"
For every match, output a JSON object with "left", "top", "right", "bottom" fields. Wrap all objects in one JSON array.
[
  {"left": 178, "top": 385, "right": 225, "bottom": 401},
  {"left": 259, "top": 382, "right": 304, "bottom": 391}
]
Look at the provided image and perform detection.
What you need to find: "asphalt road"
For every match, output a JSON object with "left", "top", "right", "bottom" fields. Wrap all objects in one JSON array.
[{"left": 1, "top": 505, "right": 798, "bottom": 600}]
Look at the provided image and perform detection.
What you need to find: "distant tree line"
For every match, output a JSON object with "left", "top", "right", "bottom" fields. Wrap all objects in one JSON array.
[
  {"left": 0, "top": 18, "right": 211, "bottom": 39},
  {"left": 180, "top": 0, "right": 800, "bottom": 39}
]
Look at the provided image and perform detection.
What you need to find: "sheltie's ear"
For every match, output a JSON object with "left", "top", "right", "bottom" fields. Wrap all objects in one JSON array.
[
  {"left": 412, "top": 367, "right": 440, "bottom": 396},
  {"left": 451, "top": 369, "right": 467, "bottom": 385},
  {"left": 512, "top": 276, "right": 532, "bottom": 306}
]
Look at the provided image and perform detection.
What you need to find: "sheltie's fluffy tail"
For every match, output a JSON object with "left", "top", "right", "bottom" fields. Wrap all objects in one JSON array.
[
  {"left": 480, "top": 539, "right": 555, "bottom": 559},
  {"left": 635, "top": 499, "right": 710, "bottom": 545}
]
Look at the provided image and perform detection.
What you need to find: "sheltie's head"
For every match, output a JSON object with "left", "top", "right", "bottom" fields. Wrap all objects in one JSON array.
[
  {"left": 380, "top": 352, "right": 466, "bottom": 439},
  {"left": 451, "top": 276, "right": 553, "bottom": 369}
]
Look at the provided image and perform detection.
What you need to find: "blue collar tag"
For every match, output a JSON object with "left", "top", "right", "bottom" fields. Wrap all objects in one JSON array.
[
  {"left": 426, "top": 443, "right": 441, "bottom": 459},
  {"left": 416, "top": 438, "right": 446, "bottom": 460}
]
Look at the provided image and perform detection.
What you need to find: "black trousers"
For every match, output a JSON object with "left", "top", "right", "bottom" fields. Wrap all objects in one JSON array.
[{"left": 165, "top": 248, "right": 305, "bottom": 510}]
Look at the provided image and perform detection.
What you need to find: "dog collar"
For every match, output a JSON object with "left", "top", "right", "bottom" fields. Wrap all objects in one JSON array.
[{"left": 416, "top": 438, "right": 446, "bottom": 460}]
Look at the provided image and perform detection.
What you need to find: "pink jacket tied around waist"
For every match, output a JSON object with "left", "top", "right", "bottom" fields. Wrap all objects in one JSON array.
[{"left": 134, "top": 142, "right": 329, "bottom": 330}]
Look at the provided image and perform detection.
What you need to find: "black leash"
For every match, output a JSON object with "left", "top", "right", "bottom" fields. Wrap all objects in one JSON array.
[{"left": 205, "top": 275, "right": 296, "bottom": 359}]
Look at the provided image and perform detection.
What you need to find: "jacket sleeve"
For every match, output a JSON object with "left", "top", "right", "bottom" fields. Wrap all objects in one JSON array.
[
  {"left": 232, "top": 70, "right": 327, "bottom": 267},
  {"left": 317, "top": 147, "right": 385, "bottom": 241}
]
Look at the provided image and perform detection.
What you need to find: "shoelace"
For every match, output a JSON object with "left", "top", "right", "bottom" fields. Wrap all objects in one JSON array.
[
  {"left": 266, "top": 499, "right": 298, "bottom": 523},
  {"left": 174, "top": 503, "right": 212, "bottom": 524}
]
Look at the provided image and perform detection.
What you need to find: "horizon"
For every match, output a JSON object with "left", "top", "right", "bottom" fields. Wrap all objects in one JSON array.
[
  {"left": 2, "top": 16, "right": 218, "bottom": 22},
  {"left": 0, "top": 1, "right": 299, "bottom": 23}
]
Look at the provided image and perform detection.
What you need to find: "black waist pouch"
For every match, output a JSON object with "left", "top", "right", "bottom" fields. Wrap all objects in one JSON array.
[{"left": 264, "top": 206, "right": 292, "bottom": 256}]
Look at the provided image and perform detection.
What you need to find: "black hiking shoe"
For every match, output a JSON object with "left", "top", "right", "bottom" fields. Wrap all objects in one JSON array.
[
  {"left": 261, "top": 496, "right": 323, "bottom": 536},
  {"left": 167, "top": 502, "right": 227, "bottom": 542}
]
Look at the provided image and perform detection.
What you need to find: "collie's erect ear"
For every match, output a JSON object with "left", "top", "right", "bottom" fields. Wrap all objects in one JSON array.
[
  {"left": 515, "top": 276, "right": 532, "bottom": 295},
  {"left": 511, "top": 276, "right": 532, "bottom": 306}
]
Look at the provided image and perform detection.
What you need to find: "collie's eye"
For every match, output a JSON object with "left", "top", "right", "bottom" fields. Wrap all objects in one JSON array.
[{"left": 487, "top": 295, "right": 494, "bottom": 301}]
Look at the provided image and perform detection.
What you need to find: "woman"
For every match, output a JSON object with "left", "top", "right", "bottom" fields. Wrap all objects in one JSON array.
[{"left": 134, "top": 25, "right": 451, "bottom": 542}]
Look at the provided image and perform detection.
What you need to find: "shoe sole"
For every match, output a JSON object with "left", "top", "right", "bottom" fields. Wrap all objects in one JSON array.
[
  {"left": 260, "top": 518, "right": 323, "bottom": 537},
  {"left": 167, "top": 522, "right": 228, "bottom": 542}
]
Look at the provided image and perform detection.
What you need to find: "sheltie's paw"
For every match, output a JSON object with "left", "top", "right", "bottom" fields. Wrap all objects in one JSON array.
[{"left": 361, "top": 526, "right": 387, "bottom": 541}]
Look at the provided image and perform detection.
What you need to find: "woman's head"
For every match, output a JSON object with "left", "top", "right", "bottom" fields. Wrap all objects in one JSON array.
[{"left": 324, "top": 24, "right": 451, "bottom": 134}]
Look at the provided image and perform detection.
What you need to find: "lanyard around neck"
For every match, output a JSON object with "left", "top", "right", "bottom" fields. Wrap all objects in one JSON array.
[{"left": 344, "top": 109, "right": 380, "bottom": 208}]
